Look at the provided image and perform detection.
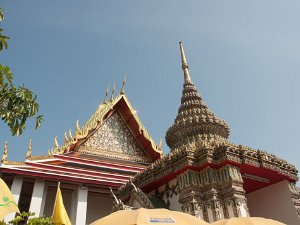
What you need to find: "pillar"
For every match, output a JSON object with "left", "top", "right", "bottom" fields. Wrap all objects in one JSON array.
[
  {"left": 39, "top": 182, "right": 48, "bottom": 216},
  {"left": 4, "top": 176, "right": 23, "bottom": 222},
  {"left": 29, "top": 179, "right": 45, "bottom": 217},
  {"left": 75, "top": 185, "right": 88, "bottom": 225}
]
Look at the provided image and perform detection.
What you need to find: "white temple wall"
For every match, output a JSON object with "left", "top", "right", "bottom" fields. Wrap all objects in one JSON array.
[
  {"left": 247, "top": 180, "right": 300, "bottom": 225},
  {"left": 158, "top": 178, "right": 181, "bottom": 211},
  {"left": 239, "top": 202, "right": 248, "bottom": 217},
  {"left": 207, "top": 206, "right": 213, "bottom": 223},
  {"left": 195, "top": 210, "right": 203, "bottom": 220},
  {"left": 86, "top": 192, "right": 113, "bottom": 224},
  {"left": 168, "top": 190, "right": 181, "bottom": 211},
  {"left": 227, "top": 202, "right": 235, "bottom": 218},
  {"left": 217, "top": 206, "right": 225, "bottom": 220}
]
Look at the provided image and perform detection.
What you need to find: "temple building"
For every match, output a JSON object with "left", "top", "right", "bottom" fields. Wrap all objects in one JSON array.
[
  {"left": 116, "top": 43, "right": 300, "bottom": 225},
  {"left": 0, "top": 85, "right": 162, "bottom": 224},
  {"left": 1, "top": 43, "right": 300, "bottom": 225}
]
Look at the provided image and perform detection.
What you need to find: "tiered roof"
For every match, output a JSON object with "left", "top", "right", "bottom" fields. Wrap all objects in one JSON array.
[
  {"left": 1, "top": 83, "right": 162, "bottom": 190},
  {"left": 166, "top": 42, "right": 229, "bottom": 151}
]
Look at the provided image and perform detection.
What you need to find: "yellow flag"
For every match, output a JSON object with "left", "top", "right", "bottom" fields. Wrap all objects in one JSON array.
[
  {"left": 0, "top": 178, "right": 20, "bottom": 220},
  {"left": 52, "top": 183, "right": 72, "bottom": 225}
]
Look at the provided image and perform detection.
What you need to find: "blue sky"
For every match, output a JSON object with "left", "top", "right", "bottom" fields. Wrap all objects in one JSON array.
[{"left": 1, "top": 1, "right": 300, "bottom": 182}]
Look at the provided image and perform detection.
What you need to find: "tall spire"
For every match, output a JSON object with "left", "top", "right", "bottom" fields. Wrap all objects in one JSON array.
[
  {"left": 179, "top": 42, "right": 192, "bottom": 83},
  {"left": 165, "top": 43, "right": 230, "bottom": 151}
]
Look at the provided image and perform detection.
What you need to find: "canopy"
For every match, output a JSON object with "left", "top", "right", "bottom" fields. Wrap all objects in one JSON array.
[
  {"left": 211, "top": 217, "right": 286, "bottom": 225},
  {"left": 90, "top": 208, "right": 209, "bottom": 225}
]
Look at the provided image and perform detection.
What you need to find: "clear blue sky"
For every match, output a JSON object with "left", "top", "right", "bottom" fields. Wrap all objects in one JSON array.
[{"left": 1, "top": 1, "right": 300, "bottom": 182}]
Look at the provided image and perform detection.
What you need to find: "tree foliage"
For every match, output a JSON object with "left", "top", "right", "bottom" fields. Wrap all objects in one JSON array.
[
  {"left": 0, "top": 211, "right": 54, "bottom": 225},
  {"left": 0, "top": 7, "right": 43, "bottom": 135}
]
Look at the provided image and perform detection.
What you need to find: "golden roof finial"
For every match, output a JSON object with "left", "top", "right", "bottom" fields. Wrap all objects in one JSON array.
[
  {"left": 1, "top": 141, "right": 8, "bottom": 163},
  {"left": 179, "top": 42, "right": 191, "bottom": 82},
  {"left": 120, "top": 74, "right": 127, "bottom": 95},
  {"left": 69, "top": 129, "right": 73, "bottom": 140},
  {"left": 110, "top": 83, "right": 116, "bottom": 102},
  {"left": 158, "top": 138, "right": 163, "bottom": 149},
  {"left": 64, "top": 132, "right": 68, "bottom": 144},
  {"left": 103, "top": 85, "right": 109, "bottom": 104},
  {"left": 26, "top": 139, "right": 32, "bottom": 159},
  {"left": 76, "top": 120, "right": 80, "bottom": 131},
  {"left": 54, "top": 136, "right": 59, "bottom": 148}
]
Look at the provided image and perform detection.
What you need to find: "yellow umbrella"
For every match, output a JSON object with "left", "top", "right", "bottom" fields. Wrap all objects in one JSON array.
[
  {"left": 211, "top": 217, "right": 286, "bottom": 225},
  {"left": 91, "top": 208, "right": 209, "bottom": 225},
  {"left": 0, "top": 178, "right": 20, "bottom": 220}
]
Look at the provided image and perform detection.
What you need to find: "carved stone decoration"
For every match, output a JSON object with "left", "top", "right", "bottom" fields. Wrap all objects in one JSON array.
[
  {"left": 126, "top": 182, "right": 155, "bottom": 209},
  {"left": 177, "top": 165, "right": 247, "bottom": 223},
  {"left": 79, "top": 111, "right": 152, "bottom": 162},
  {"left": 116, "top": 43, "right": 299, "bottom": 223},
  {"left": 110, "top": 187, "right": 134, "bottom": 212},
  {"left": 289, "top": 182, "right": 300, "bottom": 217}
]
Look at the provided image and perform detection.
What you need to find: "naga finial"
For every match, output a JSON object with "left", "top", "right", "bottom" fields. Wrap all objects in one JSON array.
[
  {"left": 103, "top": 85, "right": 109, "bottom": 104},
  {"left": 1, "top": 141, "right": 8, "bottom": 163},
  {"left": 54, "top": 136, "right": 59, "bottom": 148},
  {"left": 120, "top": 74, "right": 127, "bottom": 95},
  {"left": 110, "top": 83, "right": 116, "bottom": 102},
  {"left": 69, "top": 129, "right": 73, "bottom": 140},
  {"left": 129, "top": 179, "right": 138, "bottom": 192},
  {"left": 64, "top": 132, "right": 68, "bottom": 144},
  {"left": 109, "top": 187, "right": 120, "bottom": 204},
  {"left": 179, "top": 42, "right": 192, "bottom": 82},
  {"left": 158, "top": 138, "right": 163, "bottom": 149},
  {"left": 48, "top": 149, "right": 52, "bottom": 156},
  {"left": 76, "top": 120, "right": 80, "bottom": 131},
  {"left": 26, "top": 139, "right": 32, "bottom": 159}
]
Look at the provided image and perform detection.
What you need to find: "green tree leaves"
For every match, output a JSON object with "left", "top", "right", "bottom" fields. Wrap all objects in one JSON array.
[
  {"left": 0, "top": 211, "right": 54, "bottom": 225},
  {"left": 0, "top": 8, "right": 43, "bottom": 136}
]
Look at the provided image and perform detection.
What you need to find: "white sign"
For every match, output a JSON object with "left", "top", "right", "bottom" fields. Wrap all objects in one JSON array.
[{"left": 148, "top": 217, "right": 176, "bottom": 223}]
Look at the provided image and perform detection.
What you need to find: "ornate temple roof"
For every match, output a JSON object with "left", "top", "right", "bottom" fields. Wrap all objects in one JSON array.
[
  {"left": 0, "top": 82, "right": 162, "bottom": 190},
  {"left": 55, "top": 85, "right": 162, "bottom": 162},
  {"left": 165, "top": 42, "right": 230, "bottom": 151}
]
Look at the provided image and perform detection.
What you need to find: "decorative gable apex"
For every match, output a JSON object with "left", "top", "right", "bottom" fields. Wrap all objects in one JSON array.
[{"left": 78, "top": 111, "right": 152, "bottom": 163}]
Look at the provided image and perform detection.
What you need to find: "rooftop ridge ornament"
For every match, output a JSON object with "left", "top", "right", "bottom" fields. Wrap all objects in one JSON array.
[
  {"left": 110, "top": 83, "right": 116, "bottom": 102},
  {"left": 26, "top": 139, "right": 32, "bottom": 159},
  {"left": 69, "top": 129, "right": 73, "bottom": 140},
  {"left": 64, "top": 132, "right": 68, "bottom": 145},
  {"left": 103, "top": 85, "right": 109, "bottom": 104},
  {"left": 76, "top": 120, "right": 81, "bottom": 136},
  {"left": 179, "top": 42, "right": 192, "bottom": 83},
  {"left": 1, "top": 141, "right": 8, "bottom": 163},
  {"left": 120, "top": 74, "right": 127, "bottom": 95},
  {"left": 158, "top": 138, "right": 163, "bottom": 149},
  {"left": 48, "top": 148, "right": 52, "bottom": 156},
  {"left": 54, "top": 136, "right": 59, "bottom": 148}
]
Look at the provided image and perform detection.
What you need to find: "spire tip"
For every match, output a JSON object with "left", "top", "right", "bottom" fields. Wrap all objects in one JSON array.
[{"left": 179, "top": 42, "right": 191, "bottom": 82}]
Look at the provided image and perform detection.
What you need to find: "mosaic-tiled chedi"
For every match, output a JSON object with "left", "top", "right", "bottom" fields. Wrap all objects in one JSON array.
[
  {"left": 165, "top": 42, "right": 248, "bottom": 221},
  {"left": 117, "top": 43, "right": 300, "bottom": 223}
]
